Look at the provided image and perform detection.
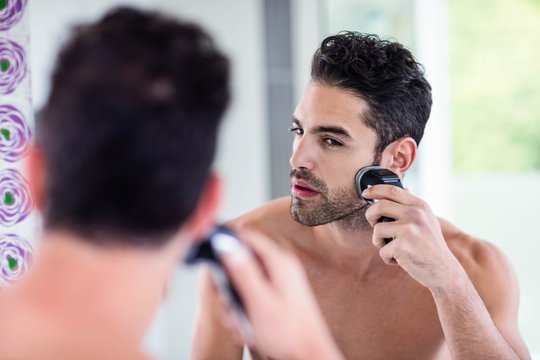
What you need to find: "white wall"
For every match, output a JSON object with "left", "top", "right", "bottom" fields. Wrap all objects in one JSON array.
[
  {"left": 291, "top": 0, "right": 323, "bottom": 100},
  {"left": 453, "top": 173, "right": 540, "bottom": 351},
  {"left": 414, "top": 0, "right": 453, "bottom": 219}
]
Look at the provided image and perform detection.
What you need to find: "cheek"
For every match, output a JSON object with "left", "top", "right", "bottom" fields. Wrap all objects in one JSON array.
[
  {"left": 324, "top": 169, "right": 356, "bottom": 194},
  {"left": 322, "top": 156, "right": 367, "bottom": 194},
  {"left": 338, "top": 148, "right": 376, "bottom": 175},
  {"left": 326, "top": 178, "right": 359, "bottom": 202},
  {"left": 325, "top": 157, "right": 361, "bottom": 182}
]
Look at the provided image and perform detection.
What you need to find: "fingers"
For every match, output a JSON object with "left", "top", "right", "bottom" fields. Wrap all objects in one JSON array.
[
  {"left": 379, "top": 241, "right": 399, "bottom": 265},
  {"left": 219, "top": 230, "right": 302, "bottom": 312},
  {"left": 219, "top": 230, "right": 311, "bottom": 350},
  {"left": 219, "top": 237, "right": 271, "bottom": 312},
  {"left": 363, "top": 187, "right": 431, "bottom": 231},
  {"left": 364, "top": 199, "right": 408, "bottom": 227},
  {"left": 212, "top": 281, "right": 246, "bottom": 345},
  {"left": 362, "top": 184, "right": 418, "bottom": 206},
  {"left": 371, "top": 221, "right": 396, "bottom": 249},
  {"left": 371, "top": 222, "right": 400, "bottom": 265},
  {"left": 235, "top": 230, "right": 301, "bottom": 290}
]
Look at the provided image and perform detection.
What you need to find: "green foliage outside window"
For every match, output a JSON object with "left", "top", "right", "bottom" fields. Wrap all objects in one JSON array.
[{"left": 450, "top": 0, "right": 540, "bottom": 171}]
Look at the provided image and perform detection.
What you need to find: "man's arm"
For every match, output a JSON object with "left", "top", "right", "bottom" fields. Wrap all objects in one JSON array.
[
  {"left": 191, "top": 270, "right": 244, "bottom": 360},
  {"left": 364, "top": 185, "right": 530, "bottom": 360},
  {"left": 429, "top": 241, "right": 530, "bottom": 360}
]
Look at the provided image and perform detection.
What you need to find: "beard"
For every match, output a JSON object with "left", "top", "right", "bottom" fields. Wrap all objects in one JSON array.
[{"left": 289, "top": 168, "right": 370, "bottom": 230}]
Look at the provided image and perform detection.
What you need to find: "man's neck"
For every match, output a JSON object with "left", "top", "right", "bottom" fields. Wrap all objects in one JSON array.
[
  {"left": 7, "top": 230, "right": 183, "bottom": 343},
  {"left": 309, "top": 217, "right": 382, "bottom": 269}
]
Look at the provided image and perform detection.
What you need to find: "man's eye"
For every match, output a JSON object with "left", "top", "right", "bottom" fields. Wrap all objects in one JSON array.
[
  {"left": 324, "top": 138, "right": 342, "bottom": 146},
  {"left": 289, "top": 127, "right": 303, "bottom": 136}
]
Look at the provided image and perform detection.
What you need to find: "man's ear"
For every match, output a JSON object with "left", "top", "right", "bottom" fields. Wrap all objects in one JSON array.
[
  {"left": 380, "top": 137, "right": 417, "bottom": 177},
  {"left": 26, "top": 143, "right": 46, "bottom": 213},
  {"left": 184, "top": 172, "right": 222, "bottom": 241}
]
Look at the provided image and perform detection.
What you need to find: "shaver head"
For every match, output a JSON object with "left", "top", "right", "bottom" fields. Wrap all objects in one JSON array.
[
  {"left": 184, "top": 225, "right": 240, "bottom": 265},
  {"left": 355, "top": 166, "right": 404, "bottom": 245},
  {"left": 355, "top": 166, "right": 403, "bottom": 204}
]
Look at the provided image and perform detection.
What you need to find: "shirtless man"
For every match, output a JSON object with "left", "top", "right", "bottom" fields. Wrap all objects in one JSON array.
[
  {"left": 0, "top": 7, "right": 342, "bottom": 359},
  {"left": 193, "top": 32, "right": 531, "bottom": 359}
]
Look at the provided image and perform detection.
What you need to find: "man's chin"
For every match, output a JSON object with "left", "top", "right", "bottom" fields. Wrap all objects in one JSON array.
[
  {"left": 290, "top": 202, "right": 330, "bottom": 227},
  {"left": 290, "top": 195, "right": 314, "bottom": 211},
  {"left": 290, "top": 198, "right": 310, "bottom": 225},
  {"left": 290, "top": 210, "right": 321, "bottom": 227}
]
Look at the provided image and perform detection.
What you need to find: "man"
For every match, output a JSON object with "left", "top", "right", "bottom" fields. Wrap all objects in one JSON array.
[
  {"left": 0, "top": 7, "right": 343, "bottom": 359},
  {"left": 193, "top": 32, "right": 531, "bottom": 359}
]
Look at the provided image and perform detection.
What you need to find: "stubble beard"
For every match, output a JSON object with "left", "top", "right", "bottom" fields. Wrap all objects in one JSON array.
[{"left": 289, "top": 169, "right": 371, "bottom": 231}]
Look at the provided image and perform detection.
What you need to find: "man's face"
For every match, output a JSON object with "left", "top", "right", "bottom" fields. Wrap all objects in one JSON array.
[{"left": 289, "top": 82, "right": 378, "bottom": 227}]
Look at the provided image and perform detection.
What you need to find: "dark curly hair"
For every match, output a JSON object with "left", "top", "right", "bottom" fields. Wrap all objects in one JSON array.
[
  {"left": 37, "top": 7, "right": 230, "bottom": 247},
  {"left": 311, "top": 32, "right": 432, "bottom": 162}
]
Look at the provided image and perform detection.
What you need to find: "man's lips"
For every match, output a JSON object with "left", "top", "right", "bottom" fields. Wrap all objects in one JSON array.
[
  {"left": 293, "top": 179, "right": 317, "bottom": 191},
  {"left": 291, "top": 179, "right": 319, "bottom": 198}
]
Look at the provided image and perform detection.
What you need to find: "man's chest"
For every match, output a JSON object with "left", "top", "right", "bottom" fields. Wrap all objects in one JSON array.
[{"left": 305, "top": 264, "right": 448, "bottom": 359}]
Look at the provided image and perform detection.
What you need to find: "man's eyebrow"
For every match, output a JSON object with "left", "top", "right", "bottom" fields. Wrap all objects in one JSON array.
[
  {"left": 314, "top": 125, "right": 351, "bottom": 138},
  {"left": 291, "top": 117, "right": 351, "bottom": 138}
]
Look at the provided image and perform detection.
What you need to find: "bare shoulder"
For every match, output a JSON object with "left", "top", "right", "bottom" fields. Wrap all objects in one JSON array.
[
  {"left": 440, "top": 218, "right": 512, "bottom": 277},
  {"left": 439, "top": 218, "right": 518, "bottom": 310},
  {"left": 227, "top": 197, "right": 305, "bottom": 248},
  {"left": 228, "top": 197, "right": 291, "bottom": 228}
]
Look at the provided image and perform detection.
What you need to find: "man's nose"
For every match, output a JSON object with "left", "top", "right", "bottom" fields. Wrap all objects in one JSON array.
[{"left": 290, "top": 137, "right": 315, "bottom": 170}]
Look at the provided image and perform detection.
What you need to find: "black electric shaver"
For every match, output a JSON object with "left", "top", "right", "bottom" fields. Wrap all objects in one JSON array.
[
  {"left": 184, "top": 225, "right": 251, "bottom": 334},
  {"left": 355, "top": 166, "right": 403, "bottom": 244}
]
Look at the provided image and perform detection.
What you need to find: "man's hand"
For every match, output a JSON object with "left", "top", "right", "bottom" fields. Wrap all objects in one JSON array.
[
  {"left": 363, "top": 184, "right": 463, "bottom": 289},
  {"left": 363, "top": 184, "right": 530, "bottom": 359},
  {"left": 217, "top": 230, "right": 343, "bottom": 360}
]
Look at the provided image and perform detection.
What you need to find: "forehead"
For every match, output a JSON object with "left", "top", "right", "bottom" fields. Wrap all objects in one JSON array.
[{"left": 293, "top": 82, "right": 373, "bottom": 135}]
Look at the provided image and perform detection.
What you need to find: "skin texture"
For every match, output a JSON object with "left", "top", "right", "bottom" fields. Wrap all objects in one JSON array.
[{"left": 192, "top": 83, "right": 531, "bottom": 360}]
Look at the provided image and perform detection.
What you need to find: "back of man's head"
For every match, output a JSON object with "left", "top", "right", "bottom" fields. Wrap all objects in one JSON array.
[
  {"left": 311, "top": 32, "right": 432, "bottom": 162},
  {"left": 37, "top": 7, "right": 230, "bottom": 246}
]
